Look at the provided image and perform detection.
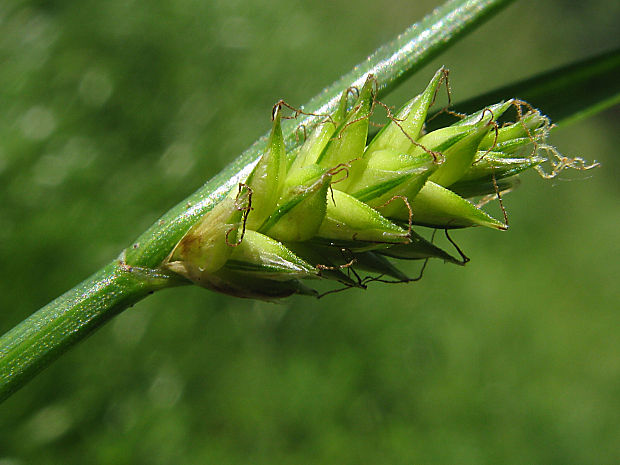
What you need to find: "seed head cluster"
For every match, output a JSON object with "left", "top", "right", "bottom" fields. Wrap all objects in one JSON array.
[{"left": 164, "top": 68, "right": 583, "bottom": 299}]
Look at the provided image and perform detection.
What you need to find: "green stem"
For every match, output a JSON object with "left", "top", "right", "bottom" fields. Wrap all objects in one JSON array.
[
  {"left": 0, "top": 0, "right": 515, "bottom": 402},
  {"left": 0, "top": 261, "right": 182, "bottom": 402}
]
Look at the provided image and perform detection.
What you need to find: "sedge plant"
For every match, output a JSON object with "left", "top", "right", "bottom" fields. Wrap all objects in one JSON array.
[
  {"left": 0, "top": 0, "right": 618, "bottom": 403},
  {"left": 164, "top": 69, "right": 595, "bottom": 299}
]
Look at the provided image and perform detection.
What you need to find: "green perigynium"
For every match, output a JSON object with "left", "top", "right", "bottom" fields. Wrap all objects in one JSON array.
[{"left": 163, "top": 68, "right": 586, "bottom": 299}]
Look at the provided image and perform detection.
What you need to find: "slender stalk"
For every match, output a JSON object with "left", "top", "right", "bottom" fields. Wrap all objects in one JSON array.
[
  {"left": 0, "top": 262, "right": 182, "bottom": 402},
  {"left": 0, "top": 0, "right": 514, "bottom": 402}
]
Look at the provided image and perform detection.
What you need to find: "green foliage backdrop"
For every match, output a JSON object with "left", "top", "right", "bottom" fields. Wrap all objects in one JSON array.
[{"left": 1, "top": 0, "right": 618, "bottom": 463}]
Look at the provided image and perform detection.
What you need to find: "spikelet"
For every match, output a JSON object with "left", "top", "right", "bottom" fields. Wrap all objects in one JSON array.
[{"left": 163, "top": 68, "right": 596, "bottom": 300}]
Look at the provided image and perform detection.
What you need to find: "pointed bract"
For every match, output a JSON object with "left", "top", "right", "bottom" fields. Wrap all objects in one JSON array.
[
  {"left": 260, "top": 165, "right": 331, "bottom": 242},
  {"left": 316, "top": 77, "right": 374, "bottom": 170},
  {"left": 286, "top": 242, "right": 364, "bottom": 288},
  {"left": 457, "top": 153, "right": 545, "bottom": 183},
  {"left": 347, "top": 149, "right": 437, "bottom": 205},
  {"left": 378, "top": 231, "right": 465, "bottom": 265},
  {"left": 450, "top": 176, "right": 520, "bottom": 199},
  {"left": 246, "top": 108, "right": 287, "bottom": 229},
  {"left": 318, "top": 189, "right": 410, "bottom": 244},
  {"left": 225, "top": 230, "right": 317, "bottom": 280},
  {"left": 365, "top": 68, "right": 445, "bottom": 156},
  {"left": 451, "top": 100, "right": 513, "bottom": 127},
  {"left": 406, "top": 181, "right": 506, "bottom": 230},
  {"left": 478, "top": 111, "right": 546, "bottom": 151},
  {"left": 428, "top": 115, "right": 493, "bottom": 187},
  {"left": 352, "top": 252, "right": 410, "bottom": 281},
  {"left": 166, "top": 188, "right": 249, "bottom": 279},
  {"left": 200, "top": 269, "right": 318, "bottom": 300},
  {"left": 289, "top": 91, "right": 349, "bottom": 171}
]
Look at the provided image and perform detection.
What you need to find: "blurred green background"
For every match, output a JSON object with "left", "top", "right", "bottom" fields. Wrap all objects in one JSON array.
[{"left": 1, "top": 0, "right": 619, "bottom": 463}]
